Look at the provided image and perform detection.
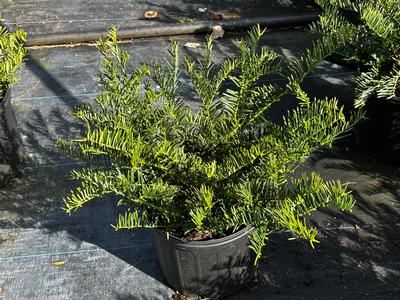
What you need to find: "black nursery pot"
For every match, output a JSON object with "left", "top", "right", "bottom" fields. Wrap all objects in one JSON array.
[
  {"left": 152, "top": 227, "right": 255, "bottom": 298},
  {"left": 354, "top": 96, "right": 400, "bottom": 164}
]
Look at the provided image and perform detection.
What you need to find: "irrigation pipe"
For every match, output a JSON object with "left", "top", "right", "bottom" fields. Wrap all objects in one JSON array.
[{"left": 25, "top": 13, "right": 319, "bottom": 47}]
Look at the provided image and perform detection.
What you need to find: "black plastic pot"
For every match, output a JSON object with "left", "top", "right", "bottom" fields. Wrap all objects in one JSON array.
[
  {"left": 0, "top": 89, "right": 25, "bottom": 185},
  {"left": 354, "top": 96, "right": 400, "bottom": 164},
  {"left": 152, "top": 227, "right": 255, "bottom": 298}
]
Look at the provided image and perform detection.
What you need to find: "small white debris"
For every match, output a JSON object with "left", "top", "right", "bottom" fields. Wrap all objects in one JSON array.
[
  {"left": 184, "top": 42, "right": 201, "bottom": 49},
  {"left": 198, "top": 7, "right": 207, "bottom": 13}
]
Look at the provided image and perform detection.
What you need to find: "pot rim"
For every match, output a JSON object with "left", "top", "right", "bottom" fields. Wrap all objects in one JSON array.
[{"left": 153, "top": 226, "right": 254, "bottom": 247}]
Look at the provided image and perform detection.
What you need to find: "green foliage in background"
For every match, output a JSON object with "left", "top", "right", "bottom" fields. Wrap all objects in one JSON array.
[
  {"left": 57, "top": 26, "right": 361, "bottom": 263},
  {"left": 312, "top": 0, "right": 400, "bottom": 106},
  {"left": 0, "top": 25, "right": 26, "bottom": 99}
]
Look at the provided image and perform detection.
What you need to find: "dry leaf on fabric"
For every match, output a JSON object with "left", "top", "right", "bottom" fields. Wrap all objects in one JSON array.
[
  {"left": 211, "top": 25, "right": 225, "bottom": 40},
  {"left": 208, "top": 12, "right": 240, "bottom": 20},
  {"left": 144, "top": 10, "right": 158, "bottom": 19}
]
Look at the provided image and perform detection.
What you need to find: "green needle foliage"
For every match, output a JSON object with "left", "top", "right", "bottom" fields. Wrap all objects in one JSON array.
[
  {"left": 311, "top": 0, "right": 400, "bottom": 107},
  {"left": 0, "top": 25, "right": 26, "bottom": 99},
  {"left": 57, "top": 26, "right": 361, "bottom": 263}
]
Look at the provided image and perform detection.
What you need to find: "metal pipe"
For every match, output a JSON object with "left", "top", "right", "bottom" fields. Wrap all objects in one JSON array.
[{"left": 26, "top": 13, "right": 319, "bottom": 47}]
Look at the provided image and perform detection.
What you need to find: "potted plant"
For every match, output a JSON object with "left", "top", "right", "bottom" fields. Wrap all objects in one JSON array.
[
  {"left": 311, "top": 0, "right": 400, "bottom": 163},
  {"left": 0, "top": 25, "right": 26, "bottom": 100},
  {"left": 57, "top": 26, "right": 361, "bottom": 298},
  {"left": 0, "top": 25, "right": 26, "bottom": 184}
]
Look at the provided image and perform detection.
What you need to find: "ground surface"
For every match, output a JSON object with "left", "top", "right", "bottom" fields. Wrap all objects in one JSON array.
[{"left": 0, "top": 3, "right": 400, "bottom": 300}]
